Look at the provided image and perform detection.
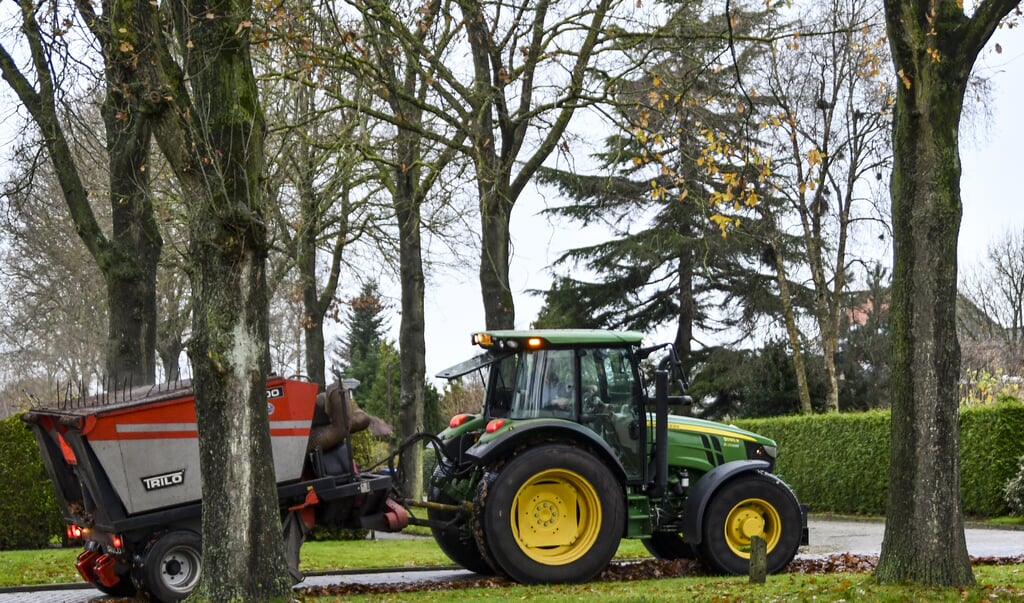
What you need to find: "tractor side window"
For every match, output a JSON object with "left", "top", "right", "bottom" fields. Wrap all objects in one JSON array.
[
  {"left": 580, "top": 347, "right": 642, "bottom": 478},
  {"left": 508, "top": 350, "right": 574, "bottom": 419},
  {"left": 602, "top": 348, "right": 636, "bottom": 407},
  {"left": 487, "top": 355, "right": 518, "bottom": 418},
  {"left": 579, "top": 347, "right": 636, "bottom": 407},
  {"left": 509, "top": 352, "right": 538, "bottom": 417}
]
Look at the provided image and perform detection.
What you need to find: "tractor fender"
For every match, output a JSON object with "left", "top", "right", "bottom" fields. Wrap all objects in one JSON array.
[
  {"left": 464, "top": 420, "right": 627, "bottom": 481},
  {"left": 680, "top": 459, "right": 773, "bottom": 545}
]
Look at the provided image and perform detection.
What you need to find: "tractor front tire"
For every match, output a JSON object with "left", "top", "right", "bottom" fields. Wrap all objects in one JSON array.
[
  {"left": 135, "top": 530, "right": 202, "bottom": 602},
  {"left": 427, "top": 467, "right": 495, "bottom": 575},
  {"left": 473, "top": 444, "right": 624, "bottom": 584},
  {"left": 697, "top": 472, "right": 802, "bottom": 575}
]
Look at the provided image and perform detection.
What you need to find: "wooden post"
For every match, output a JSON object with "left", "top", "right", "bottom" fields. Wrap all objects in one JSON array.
[{"left": 749, "top": 535, "right": 767, "bottom": 583}]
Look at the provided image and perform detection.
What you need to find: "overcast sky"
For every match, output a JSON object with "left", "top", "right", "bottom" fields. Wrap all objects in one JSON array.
[
  {"left": 421, "top": 28, "right": 1024, "bottom": 379},
  {"left": 959, "top": 31, "right": 1024, "bottom": 268}
]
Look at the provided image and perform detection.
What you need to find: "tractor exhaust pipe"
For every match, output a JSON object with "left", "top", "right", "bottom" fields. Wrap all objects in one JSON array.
[{"left": 651, "top": 370, "right": 669, "bottom": 498}]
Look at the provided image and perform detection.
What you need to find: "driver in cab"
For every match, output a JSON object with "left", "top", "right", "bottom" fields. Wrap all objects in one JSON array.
[{"left": 542, "top": 366, "right": 571, "bottom": 410}]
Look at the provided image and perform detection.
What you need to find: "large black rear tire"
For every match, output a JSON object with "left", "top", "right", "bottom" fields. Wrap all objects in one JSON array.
[
  {"left": 427, "top": 467, "right": 495, "bottom": 574},
  {"left": 697, "top": 472, "right": 802, "bottom": 575},
  {"left": 473, "top": 444, "right": 624, "bottom": 584}
]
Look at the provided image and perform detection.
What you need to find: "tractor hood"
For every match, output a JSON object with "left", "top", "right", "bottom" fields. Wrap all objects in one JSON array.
[{"left": 661, "top": 414, "right": 776, "bottom": 447}]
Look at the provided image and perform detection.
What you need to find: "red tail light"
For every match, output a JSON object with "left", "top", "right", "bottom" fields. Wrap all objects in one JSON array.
[
  {"left": 449, "top": 414, "right": 471, "bottom": 428},
  {"left": 485, "top": 419, "right": 506, "bottom": 433}
]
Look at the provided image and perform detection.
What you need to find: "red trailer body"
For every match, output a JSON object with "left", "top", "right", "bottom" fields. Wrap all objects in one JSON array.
[{"left": 22, "top": 376, "right": 403, "bottom": 602}]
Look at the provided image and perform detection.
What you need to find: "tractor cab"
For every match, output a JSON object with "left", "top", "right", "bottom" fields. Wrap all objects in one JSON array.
[{"left": 436, "top": 329, "right": 653, "bottom": 481}]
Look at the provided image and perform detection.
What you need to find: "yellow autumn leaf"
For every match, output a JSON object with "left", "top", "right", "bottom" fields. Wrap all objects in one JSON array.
[
  {"left": 897, "top": 69, "right": 912, "bottom": 89},
  {"left": 807, "top": 147, "right": 824, "bottom": 166},
  {"left": 710, "top": 214, "right": 732, "bottom": 237}
]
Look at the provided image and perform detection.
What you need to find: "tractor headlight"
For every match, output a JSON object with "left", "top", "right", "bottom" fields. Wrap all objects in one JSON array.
[{"left": 745, "top": 442, "right": 778, "bottom": 462}]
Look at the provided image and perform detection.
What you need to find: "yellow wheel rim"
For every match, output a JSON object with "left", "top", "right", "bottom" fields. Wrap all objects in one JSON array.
[
  {"left": 723, "top": 497, "right": 781, "bottom": 558},
  {"left": 510, "top": 468, "right": 602, "bottom": 565}
]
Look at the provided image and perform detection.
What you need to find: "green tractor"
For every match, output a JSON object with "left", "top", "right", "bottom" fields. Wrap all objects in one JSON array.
[{"left": 426, "top": 329, "right": 807, "bottom": 584}]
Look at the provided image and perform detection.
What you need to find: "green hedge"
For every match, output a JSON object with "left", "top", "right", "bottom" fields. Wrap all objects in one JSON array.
[
  {"left": 0, "top": 415, "right": 63, "bottom": 550},
  {"left": 960, "top": 402, "right": 1024, "bottom": 515},
  {"left": 737, "top": 400, "right": 1024, "bottom": 517}
]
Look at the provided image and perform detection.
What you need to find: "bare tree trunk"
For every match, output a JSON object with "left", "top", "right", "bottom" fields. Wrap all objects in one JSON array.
[
  {"left": 456, "top": 0, "right": 614, "bottom": 331},
  {"left": 134, "top": 0, "right": 293, "bottom": 598},
  {"left": 181, "top": 11, "right": 292, "bottom": 601},
  {"left": 298, "top": 174, "right": 327, "bottom": 388},
  {"left": 873, "top": 0, "right": 1017, "bottom": 586},
  {"left": 675, "top": 252, "right": 695, "bottom": 363},
  {"left": 479, "top": 186, "right": 516, "bottom": 330},
  {"left": 101, "top": 87, "right": 161, "bottom": 385},
  {"left": 875, "top": 73, "right": 972, "bottom": 582},
  {"left": 396, "top": 186, "right": 426, "bottom": 499},
  {"left": 763, "top": 227, "right": 813, "bottom": 414}
]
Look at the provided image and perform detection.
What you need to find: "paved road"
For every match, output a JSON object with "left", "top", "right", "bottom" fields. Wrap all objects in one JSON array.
[{"left": 2, "top": 518, "right": 1021, "bottom": 603}]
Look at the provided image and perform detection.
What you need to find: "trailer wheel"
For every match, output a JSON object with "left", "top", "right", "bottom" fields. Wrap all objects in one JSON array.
[
  {"left": 427, "top": 468, "right": 495, "bottom": 575},
  {"left": 698, "top": 472, "right": 802, "bottom": 575},
  {"left": 473, "top": 444, "right": 623, "bottom": 584},
  {"left": 136, "top": 530, "right": 202, "bottom": 602},
  {"left": 641, "top": 532, "right": 697, "bottom": 560}
]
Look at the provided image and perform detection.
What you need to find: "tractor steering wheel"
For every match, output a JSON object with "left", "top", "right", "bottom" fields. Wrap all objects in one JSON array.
[{"left": 582, "top": 389, "right": 605, "bottom": 414}]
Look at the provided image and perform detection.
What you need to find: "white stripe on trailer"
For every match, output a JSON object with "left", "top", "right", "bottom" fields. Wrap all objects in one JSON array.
[
  {"left": 117, "top": 423, "right": 196, "bottom": 433},
  {"left": 116, "top": 420, "right": 309, "bottom": 433}
]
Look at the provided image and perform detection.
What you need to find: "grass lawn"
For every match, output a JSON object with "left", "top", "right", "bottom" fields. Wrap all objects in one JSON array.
[
  {"left": 299, "top": 566, "right": 1024, "bottom": 602},
  {"left": 1, "top": 535, "right": 1021, "bottom": 602}
]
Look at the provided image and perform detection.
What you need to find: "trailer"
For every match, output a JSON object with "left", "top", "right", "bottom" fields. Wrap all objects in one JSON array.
[{"left": 22, "top": 375, "right": 406, "bottom": 602}]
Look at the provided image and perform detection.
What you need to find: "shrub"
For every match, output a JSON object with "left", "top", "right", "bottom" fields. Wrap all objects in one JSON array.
[
  {"left": 0, "top": 414, "right": 63, "bottom": 550},
  {"left": 738, "top": 411, "right": 891, "bottom": 515},
  {"left": 959, "top": 400, "right": 1024, "bottom": 516},
  {"left": 737, "top": 400, "right": 1024, "bottom": 517},
  {"left": 1006, "top": 456, "right": 1024, "bottom": 516}
]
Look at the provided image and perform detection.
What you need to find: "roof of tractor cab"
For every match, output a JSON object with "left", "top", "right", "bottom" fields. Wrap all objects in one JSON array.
[{"left": 473, "top": 329, "right": 645, "bottom": 347}]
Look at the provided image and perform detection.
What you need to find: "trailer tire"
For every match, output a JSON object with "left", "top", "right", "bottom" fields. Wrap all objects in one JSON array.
[
  {"left": 641, "top": 533, "right": 697, "bottom": 560},
  {"left": 427, "top": 468, "right": 495, "bottom": 575},
  {"left": 473, "top": 444, "right": 623, "bottom": 584},
  {"left": 136, "top": 530, "right": 202, "bottom": 602},
  {"left": 697, "top": 472, "right": 802, "bottom": 575}
]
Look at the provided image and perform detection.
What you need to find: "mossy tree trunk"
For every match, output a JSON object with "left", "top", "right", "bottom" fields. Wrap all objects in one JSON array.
[
  {"left": 875, "top": 0, "right": 1019, "bottom": 587},
  {"left": 176, "top": 3, "right": 291, "bottom": 599},
  {"left": 124, "top": 0, "right": 292, "bottom": 598},
  {"left": 395, "top": 175, "right": 426, "bottom": 500}
]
